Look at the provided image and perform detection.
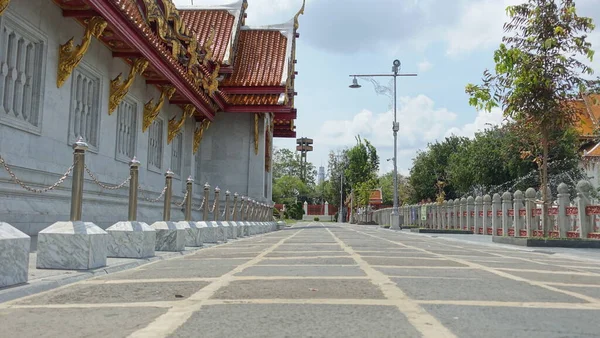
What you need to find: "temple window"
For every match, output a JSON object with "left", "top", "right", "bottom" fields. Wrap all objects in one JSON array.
[
  {"left": 0, "top": 13, "right": 46, "bottom": 134},
  {"left": 115, "top": 97, "right": 138, "bottom": 162},
  {"left": 148, "top": 118, "right": 164, "bottom": 172},
  {"left": 68, "top": 65, "right": 101, "bottom": 149},
  {"left": 170, "top": 132, "right": 183, "bottom": 177}
]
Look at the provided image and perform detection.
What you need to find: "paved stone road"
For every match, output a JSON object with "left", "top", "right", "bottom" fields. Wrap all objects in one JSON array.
[{"left": 2, "top": 222, "right": 600, "bottom": 337}]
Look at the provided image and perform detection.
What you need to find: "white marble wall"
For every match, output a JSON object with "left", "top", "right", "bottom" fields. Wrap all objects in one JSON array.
[{"left": 0, "top": 0, "right": 272, "bottom": 235}]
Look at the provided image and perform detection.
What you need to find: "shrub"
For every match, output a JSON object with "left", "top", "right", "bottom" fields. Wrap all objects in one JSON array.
[{"left": 314, "top": 217, "right": 320, "bottom": 221}]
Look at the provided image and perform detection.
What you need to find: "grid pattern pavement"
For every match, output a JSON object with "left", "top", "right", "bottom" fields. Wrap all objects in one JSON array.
[{"left": 1, "top": 222, "right": 600, "bottom": 337}]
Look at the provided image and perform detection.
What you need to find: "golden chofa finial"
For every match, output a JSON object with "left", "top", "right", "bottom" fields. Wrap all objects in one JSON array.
[{"left": 294, "top": 0, "right": 305, "bottom": 30}]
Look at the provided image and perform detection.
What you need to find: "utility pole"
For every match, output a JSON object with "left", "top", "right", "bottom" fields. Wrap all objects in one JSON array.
[
  {"left": 349, "top": 60, "right": 417, "bottom": 229},
  {"left": 339, "top": 171, "right": 344, "bottom": 223}
]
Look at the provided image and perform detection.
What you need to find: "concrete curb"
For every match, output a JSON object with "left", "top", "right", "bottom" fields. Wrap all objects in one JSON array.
[{"left": 0, "top": 228, "right": 277, "bottom": 304}]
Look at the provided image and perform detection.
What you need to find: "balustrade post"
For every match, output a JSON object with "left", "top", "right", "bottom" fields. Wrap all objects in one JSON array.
[
  {"left": 163, "top": 170, "right": 174, "bottom": 221},
  {"left": 203, "top": 183, "right": 210, "bottom": 221},
  {"left": 525, "top": 188, "right": 536, "bottom": 237},
  {"left": 483, "top": 195, "right": 491, "bottom": 235},
  {"left": 474, "top": 196, "right": 482, "bottom": 234},
  {"left": 184, "top": 177, "right": 193, "bottom": 221},
  {"left": 492, "top": 193, "right": 501, "bottom": 236},
  {"left": 557, "top": 183, "right": 570, "bottom": 238},
  {"left": 447, "top": 200, "right": 453, "bottom": 229},
  {"left": 577, "top": 181, "right": 593, "bottom": 238},
  {"left": 453, "top": 199, "right": 459, "bottom": 229},
  {"left": 467, "top": 196, "right": 474, "bottom": 232},
  {"left": 441, "top": 201, "right": 447, "bottom": 229},
  {"left": 501, "top": 192, "right": 512, "bottom": 236},
  {"left": 127, "top": 157, "right": 140, "bottom": 221},
  {"left": 458, "top": 198, "right": 465, "bottom": 230},
  {"left": 513, "top": 190, "right": 524, "bottom": 236}
]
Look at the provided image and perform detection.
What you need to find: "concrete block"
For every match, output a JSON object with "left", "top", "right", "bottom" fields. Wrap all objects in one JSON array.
[
  {"left": 36, "top": 221, "right": 108, "bottom": 270},
  {"left": 151, "top": 221, "right": 187, "bottom": 252},
  {"left": 105, "top": 221, "right": 155, "bottom": 258},
  {"left": 185, "top": 221, "right": 204, "bottom": 247},
  {"left": 0, "top": 222, "right": 30, "bottom": 287}
]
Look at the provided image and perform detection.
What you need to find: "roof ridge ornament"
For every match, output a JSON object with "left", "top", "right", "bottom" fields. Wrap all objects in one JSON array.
[
  {"left": 143, "top": 86, "right": 177, "bottom": 132},
  {"left": 294, "top": 0, "right": 306, "bottom": 30},
  {"left": 57, "top": 17, "right": 107, "bottom": 88},
  {"left": 109, "top": 58, "right": 149, "bottom": 115}
]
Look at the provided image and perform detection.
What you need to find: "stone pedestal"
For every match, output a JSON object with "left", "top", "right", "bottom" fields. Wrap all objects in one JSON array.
[
  {"left": 37, "top": 221, "right": 108, "bottom": 270},
  {"left": 106, "top": 221, "right": 155, "bottom": 258},
  {"left": 0, "top": 222, "right": 30, "bottom": 287},
  {"left": 234, "top": 222, "right": 245, "bottom": 237},
  {"left": 390, "top": 213, "right": 401, "bottom": 230},
  {"left": 151, "top": 221, "right": 187, "bottom": 252},
  {"left": 208, "top": 222, "right": 227, "bottom": 243},
  {"left": 220, "top": 222, "right": 237, "bottom": 239},
  {"left": 218, "top": 222, "right": 230, "bottom": 241},
  {"left": 185, "top": 222, "right": 204, "bottom": 247},
  {"left": 196, "top": 222, "right": 219, "bottom": 243}
]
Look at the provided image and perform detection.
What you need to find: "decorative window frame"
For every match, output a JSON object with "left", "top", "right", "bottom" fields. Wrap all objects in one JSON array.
[
  {"left": 68, "top": 61, "right": 103, "bottom": 153},
  {"left": 0, "top": 11, "right": 48, "bottom": 135},
  {"left": 114, "top": 95, "right": 139, "bottom": 164},
  {"left": 147, "top": 117, "right": 164, "bottom": 174},
  {"left": 170, "top": 131, "right": 183, "bottom": 179}
]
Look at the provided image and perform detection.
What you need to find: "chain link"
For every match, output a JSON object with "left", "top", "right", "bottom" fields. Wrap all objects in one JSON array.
[
  {"left": 139, "top": 185, "right": 167, "bottom": 203},
  {"left": 210, "top": 197, "right": 217, "bottom": 213},
  {"left": 84, "top": 165, "right": 130, "bottom": 190},
  {"left": 0, "top": 154, "right": 74, "bottom": 193},
  {"left": 174, "top": 190, "right": 189, "bottom": 207},
  {"left": 195, "top": 196, "right": 205, "bottom": 211}
]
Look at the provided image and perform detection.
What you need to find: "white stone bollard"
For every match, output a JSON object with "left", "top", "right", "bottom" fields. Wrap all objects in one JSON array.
[
  {"left": 0, "top": 222, "right": 30, "bottom": 287},
  {"left": 491, "top": 193, "right": 501, "bottom": 236}
]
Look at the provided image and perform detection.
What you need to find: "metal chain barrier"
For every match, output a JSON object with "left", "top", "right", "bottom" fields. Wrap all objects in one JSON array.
[
  {"left": 139, "top": 185, "right": 167, "bottom": 203},
  {"left": 174, "top": 190, "right": 189, "bottom": 207},
  {"left": 0, "top": 154, "right": 75, "bottom": 193},
  {"left": 84, "top": 165, "right": 130, "bottom": 190},
  {"left": 210, "top": 197, "right": 217, "bottom": 214},
  {"left": 195, "top": 196, "right": 205, "bottom": 211}
]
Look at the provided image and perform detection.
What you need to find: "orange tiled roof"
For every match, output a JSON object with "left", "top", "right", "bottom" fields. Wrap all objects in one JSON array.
[
  {"left": 180, "top": 10, "right": 235, "bottom": 64},
  {"left": 221, "top": 29, "right": 288, "bottom": 87},
  {"left": 369, "top": 189, "right": 383, "bottom": 204},
  {"left": 226, "top": 94, "right": 281, "bottom": 105},
  {"left": 573, "top": 94, "right": 600, "bottom": 137}
]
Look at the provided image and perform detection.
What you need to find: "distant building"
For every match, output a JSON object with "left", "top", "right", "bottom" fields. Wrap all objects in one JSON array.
[{"left": 318, "top": 166, "right": 325, "bottom": 185}]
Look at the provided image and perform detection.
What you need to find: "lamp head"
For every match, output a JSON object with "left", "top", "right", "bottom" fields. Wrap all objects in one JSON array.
[{"left": 349, "top": 76, "right": 361, "bottom": 89}]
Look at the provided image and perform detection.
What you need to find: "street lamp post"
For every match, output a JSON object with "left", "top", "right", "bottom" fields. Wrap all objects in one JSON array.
[{"left": 349, "top": 60, "right": 417, "bottom": 230}]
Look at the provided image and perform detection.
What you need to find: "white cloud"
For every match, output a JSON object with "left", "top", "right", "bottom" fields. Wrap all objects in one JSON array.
[
  {"left": 313, "top": 96, "right": 507, "bottom": 175},
  {"left": 417, "top": 60, "right": 433, "bottom": 72},
  {"left": 445, "top": 108, "right": 505, "bottom": 138}
]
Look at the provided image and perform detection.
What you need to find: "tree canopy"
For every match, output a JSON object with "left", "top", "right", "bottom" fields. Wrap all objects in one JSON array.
[{"left": 465, "top": 0, "right": 600, "bottom": 235}]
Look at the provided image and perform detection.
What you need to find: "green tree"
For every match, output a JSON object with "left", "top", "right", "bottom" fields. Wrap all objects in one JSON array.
[
  {"left": 466, "top": 0, "right": 599, "bottom": 235},
  {"left": 272, "top": 147, "right": 317, "bottom": 185},
  {"left": 409, "top": 136, "right": 470, "bottom": 202},
  {"left": 379, "top": 171, "right": 413, "bottom": 205},
  {"left": 324, "top": 149, "right": 350, "bottom": 211},
  {"left": 345, "top": 136, "right": 379, "bottom": 189},
  {"left": 272, "top": 175, "right": 310, "bottom": 205}
]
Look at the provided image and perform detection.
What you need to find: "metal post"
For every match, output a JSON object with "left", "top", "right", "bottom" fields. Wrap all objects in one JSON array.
[
  {"left": 70, "top": 138, "right": 88, "bottom": 221},
  {"left": 224, "top": 191, "right": 231, "bottom": 221},
  {"left": 203, "top": 183, "right": 210, "bottom": 221},
  {"left": 390, "top": 69, "right": 399, "bottom": 229},
  {"left": 184, "top": 177, "right": 193, "bottom": 221},
  {"left": 127, "top": 157, "right": 140, "bottom": 221},
  {"left": 240, "top": 196, "right": 247, "bottom": 221},
  {"left": 232, "top": 193, "right": 239, "bottom": 221},
  {"left": 163, "top": 170, "right": 174, "bottom": 221},
  {"left": 213, "top": 187, "right": 220, "bottom": 221},
  {"left": 339, "top": 172, "right": 343, "bottom": 223}
]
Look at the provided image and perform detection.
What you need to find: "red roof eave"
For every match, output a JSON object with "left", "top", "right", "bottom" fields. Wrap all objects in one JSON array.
[{"left": 86, "top": 0, "right": 215, "bottom": 120}]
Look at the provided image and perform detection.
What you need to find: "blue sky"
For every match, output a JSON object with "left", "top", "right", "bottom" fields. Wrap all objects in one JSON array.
[{"left": 175, "top": 0, "right": 600, "bottom": 177}]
